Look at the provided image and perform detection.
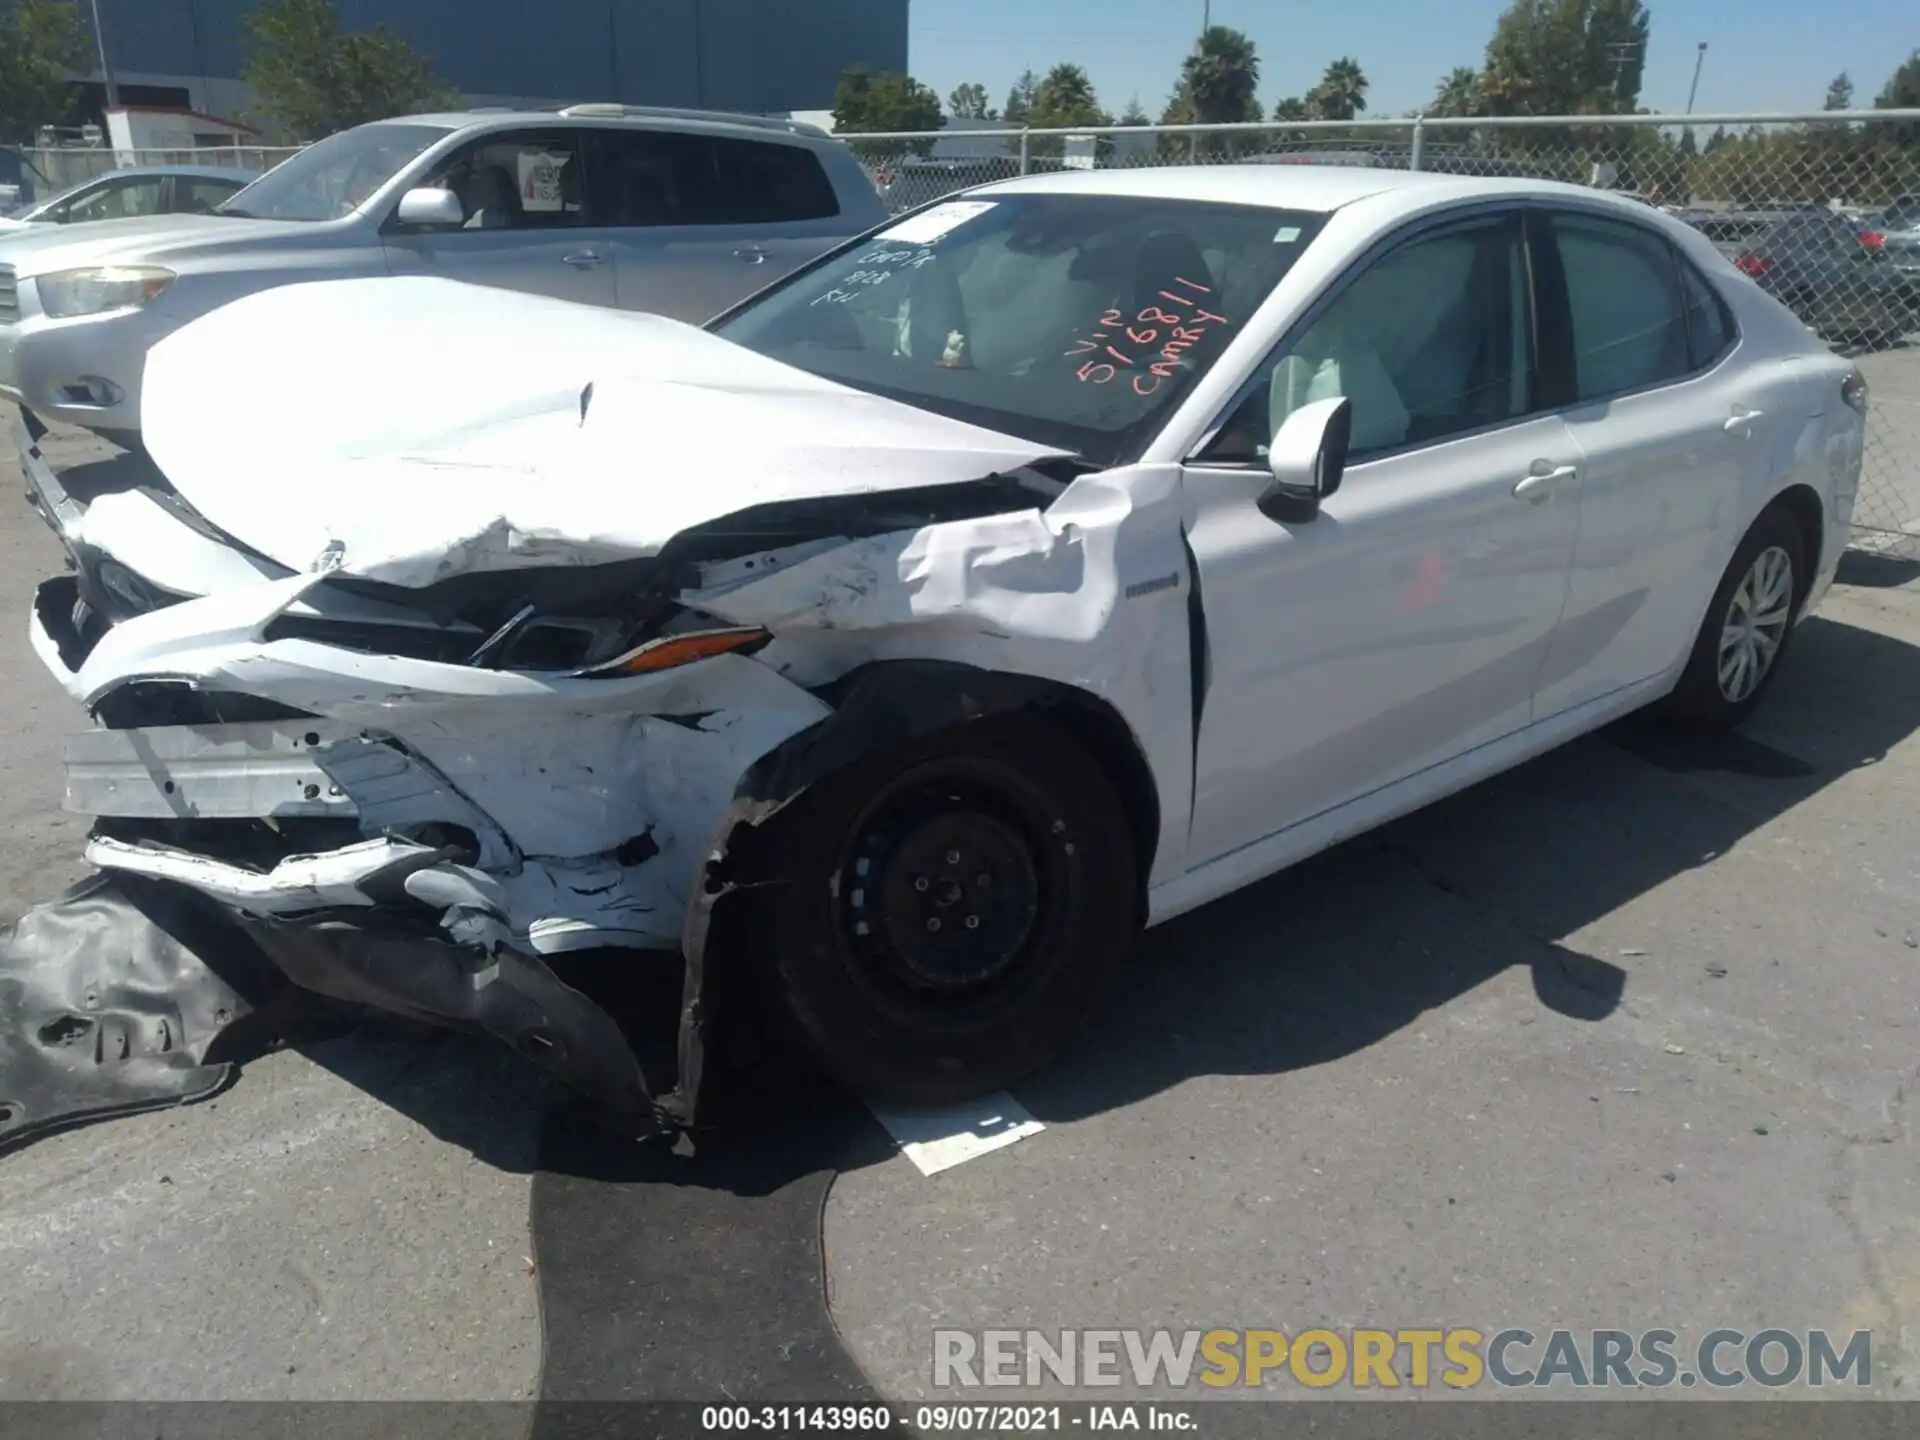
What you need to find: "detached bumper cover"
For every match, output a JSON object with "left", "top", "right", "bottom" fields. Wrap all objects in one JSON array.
[{"left": 0, "top": 872, "right": 284, "bottom": 1152}]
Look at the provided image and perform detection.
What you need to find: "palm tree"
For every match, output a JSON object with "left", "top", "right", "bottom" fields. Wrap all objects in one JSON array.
[
  {"left": 1307, "top": 57, "right": 1369, "bottom": 122},
  {"left": 1429, "top": 66, "right": 1483, "bottom": 118},
  {"left": 1181, "top": 26, "right": 1262, "bottom": 126}
]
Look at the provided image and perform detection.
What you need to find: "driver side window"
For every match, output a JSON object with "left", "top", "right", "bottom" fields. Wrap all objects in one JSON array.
[
  {"left": 64, "top": 177, "right": 162, "bottom": 223},
  {"left": 412, "top": 132, "right": 585, "bottom": 231},
  {"left": 1201, "top": 214, "right": 1532, "bottom": 466}
]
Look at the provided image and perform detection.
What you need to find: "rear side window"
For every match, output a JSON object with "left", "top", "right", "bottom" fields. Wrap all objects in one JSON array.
[
  {"left": 1676, "top": 255, "right": 1736, "bottom": 369},
  {"left": 1551, "top": 213, "right": 1691, "bottom": 401},
  {"left": 711, "top": 137, "right": 838, "bottom": 222},
  {"left": 586, "top": 130, "right": 837, "bottom": 227}
]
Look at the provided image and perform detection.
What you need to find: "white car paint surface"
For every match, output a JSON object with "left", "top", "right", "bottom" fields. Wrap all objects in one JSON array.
[
  {"left": 16, "top": 164, "right": 1866, "bottom": 1126},
  {"left": 137, "top": 279, "right": 1069, "bottom": 587}
]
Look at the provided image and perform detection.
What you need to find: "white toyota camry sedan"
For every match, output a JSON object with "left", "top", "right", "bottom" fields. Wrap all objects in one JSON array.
[{"left": 13, "top": 165, "right": 1866, "bottom": 1139}]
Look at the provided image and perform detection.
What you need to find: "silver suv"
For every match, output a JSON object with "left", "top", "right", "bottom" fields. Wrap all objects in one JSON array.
[{"left": 0, "top": 105, "right": 887, "bottom": 442}]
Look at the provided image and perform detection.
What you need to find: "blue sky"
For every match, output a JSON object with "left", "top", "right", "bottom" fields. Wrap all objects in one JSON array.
[{"left": 906, "top": 0, "right": 1917, "bottom": 120}]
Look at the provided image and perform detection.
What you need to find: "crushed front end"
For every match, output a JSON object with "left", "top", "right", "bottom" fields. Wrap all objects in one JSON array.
[
  {"left": 11, "top": 416, "right": 850, "bottom": 1138},
  {"left": 7, "top": 394, "right": 1104, "bottom": 1145}
]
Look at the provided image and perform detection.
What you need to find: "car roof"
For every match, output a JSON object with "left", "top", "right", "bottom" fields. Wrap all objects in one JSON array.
[
  {"left": 74, "top": 164, "right": 257, "bottom": 181},
  {"left": 965, "top": 163, "right": 1661, "bottom": 215},
  {"left": 399, "top": 105, "right": 832, "bottom": 145}
]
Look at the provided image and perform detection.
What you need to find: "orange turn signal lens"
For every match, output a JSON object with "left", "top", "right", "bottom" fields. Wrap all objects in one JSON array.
[{"left": 582, "top": 626, "right": 771, "bottom": 677}]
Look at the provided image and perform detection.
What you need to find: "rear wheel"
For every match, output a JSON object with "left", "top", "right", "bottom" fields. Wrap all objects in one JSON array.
[
  {"left": 1662, "top": 507, "right": 1807, "bottom": 732},
  {"left": 750, "top": 715, "right": 1138, "bottom": 1105}
]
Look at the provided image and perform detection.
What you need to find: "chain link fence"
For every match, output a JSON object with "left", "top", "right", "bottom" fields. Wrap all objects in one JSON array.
[
  {"left": 850, "top": 111, "right": 1920, "bottom": 558},
  {"left": 8, "top": 119, "right": 1918, "bottom": 557}
]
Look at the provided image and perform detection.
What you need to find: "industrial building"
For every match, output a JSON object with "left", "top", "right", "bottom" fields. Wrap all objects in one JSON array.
[{"left": 72, "top": 0, "right": 911, "bottom": 133}]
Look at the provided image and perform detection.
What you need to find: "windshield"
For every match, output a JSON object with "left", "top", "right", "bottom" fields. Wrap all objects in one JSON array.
[
  {"left": 714, "top": 192, "right": 1328, "bottom": 466},
  {"left": 220, "top": 122, "right": 451, "bottom": 222}
]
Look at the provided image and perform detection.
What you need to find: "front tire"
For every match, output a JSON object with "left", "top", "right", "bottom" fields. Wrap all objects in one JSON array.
[
  {"left": 750, "top": 715, "right": 1138, "bottom": 1105},
  {"left": 1662, "top": 507, "right": 1807, "bottom": 732}
]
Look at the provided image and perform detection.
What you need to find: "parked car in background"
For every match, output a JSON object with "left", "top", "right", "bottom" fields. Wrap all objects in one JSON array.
[
  {"left": 878, "top": 156, "right": 1029, "bottom": 212},
  {"left": 1685, "top": 206, "right": 1910, "bottom": 347},
  {"left": 1679, "top": 206, "right": 1807, "bottom": 260},
  {"left": 15, "top": 167, "right": 1865, "bottom": 1130},
  {"left": 0, "top": 165, "right": 257, "bottom": 230},
  {"left": 1858, "top": 193, "right": 1920, "bottom": 308},
  {"left": 0, "top": 105, "right": 885, "bottom": 443}
]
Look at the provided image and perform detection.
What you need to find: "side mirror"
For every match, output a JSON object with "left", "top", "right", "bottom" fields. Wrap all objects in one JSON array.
[
  {"left": 395, "top": 185, "right": 464, "bottom": 228},
  {"left": 1258, "top": 394, "right": 1352, "bottom": 523}
]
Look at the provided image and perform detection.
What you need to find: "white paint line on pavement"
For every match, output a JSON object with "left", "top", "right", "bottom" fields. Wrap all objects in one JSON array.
[{"left": 865, "top": 1092, "right": 1044, "bottom": 1177}]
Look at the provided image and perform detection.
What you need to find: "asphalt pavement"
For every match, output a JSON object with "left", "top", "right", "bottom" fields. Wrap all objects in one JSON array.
[{"left": 1, "top": 408, "right": 1917, "bottom": 1406}]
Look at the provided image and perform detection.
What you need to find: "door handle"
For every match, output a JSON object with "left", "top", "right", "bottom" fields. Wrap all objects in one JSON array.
[
  {"left": 1513, "top": 463, "right": 1578, "bottom": 501},
  {"left": 562, "top": 250, "right": 603, "bottom": 268},
  {"left": 1724, "top": 406, "right": 1764, "bottom": 433},
  {"left": 734, "top": 245, "right": 769, "bottom": 264}
]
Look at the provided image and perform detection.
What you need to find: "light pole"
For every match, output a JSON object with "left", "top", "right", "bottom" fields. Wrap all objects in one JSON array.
[
  {"left": 1202, "top": 0, "right": 1210, "bottom": 38},
  {"left": 1605, "top": 40, "right": 1641, "bottom": 100},
  {"left": 1685, "top": 42, "right": 1708, "bottom": 114},
  {"left": 88, "top": 0, "right": 119, "bottom": 109}
]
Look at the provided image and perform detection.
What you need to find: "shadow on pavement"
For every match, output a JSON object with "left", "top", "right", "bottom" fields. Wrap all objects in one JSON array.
[
  {"left": 1021, "top": 608, "right": 1920, "bottom": 1127},
  {"left": 1836, "top": 549, "right": 1920, "bottom": 589},
  {"left": 155, "top": 608, "right": 1920, "bottom": 1182}
]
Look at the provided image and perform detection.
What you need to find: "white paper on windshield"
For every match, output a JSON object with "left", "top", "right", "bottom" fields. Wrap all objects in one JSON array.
[{"left": 879, "top": 200, "right": 997, "bottom": 245}]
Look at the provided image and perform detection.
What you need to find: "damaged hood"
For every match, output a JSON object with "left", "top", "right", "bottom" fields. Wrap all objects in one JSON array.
[{"left": 141, "top": 277, "right": 1070, "bottom": 588}]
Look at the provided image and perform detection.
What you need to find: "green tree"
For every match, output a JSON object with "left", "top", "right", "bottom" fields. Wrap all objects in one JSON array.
[
  {"left": 1479, "top": 0, "right": 1650, "bottom": 117},
  {"left": 1001, "top": 68, "right": 1039, "bottom": 155},
  {"left": 1183, "top": 25, "right": 1262, "bottom": 125},
  {"left": 1162, "top": 25, "right": 1262, "bottom": 158},
  {"left": 1307, "top": 56, "right": 1369, "bottom": 121},
  {"left": 1028, "top": 61, "right": 1112, "bottom": 160},
  {"left": 833, "top": 64, "right": 942, "bottom": 161},
  {"left": 947, "top": 82, "right": 994, "bottom": 121},
  {"left": 1032, "top": 62, "right": 1101, "bottom": 123},
  {"left": 1875, "top": 49, "right": 1920, "bottom": 144},
  {"left": 1429, "top": 66, "right": 1484, "bottom": 118},
  {"left": 1271, "top": 95, "right": 1309, "bottom": 122},
  {"left": 1003, "top": 69, "right": 1039, "bottom": 125},
  {"left": 1876, "top": 49, "right": 1920, "bottom": 107},
  {"left": 1814, "top": 70, "right": 1855, "bottom": 148},
  {"left": 245, "top": 0, "right": 460, "bottom": 140},
  {"left": 0, "top": 0, "right": 86, "bottom": 144},
  {"left": 1119, "top": 96, "right": 1150, "bottom": 125}
]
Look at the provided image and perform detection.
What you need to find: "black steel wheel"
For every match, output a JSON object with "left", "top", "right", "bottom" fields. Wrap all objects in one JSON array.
[{"left": 752, "top": 714, "right": 1138, "bottom": 1104}]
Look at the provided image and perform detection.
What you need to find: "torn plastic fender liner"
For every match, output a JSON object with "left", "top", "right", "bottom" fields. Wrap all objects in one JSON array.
[
  {"left": 84, "top": 832, "right": 671, "bottom": 1137},
  {"left": 230, "top": 915, "right": 667, "bottom": 1138},
  {"left": 661, "top": 658, "right": 1161, "bottom": 1128},
  {"left": 0, "top": 871, "right": 290, "bottom": 1152}
]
